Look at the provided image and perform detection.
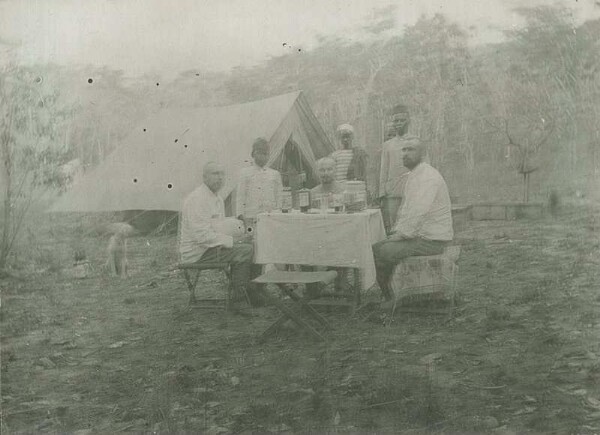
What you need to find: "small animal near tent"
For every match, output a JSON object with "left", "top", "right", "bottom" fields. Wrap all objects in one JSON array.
[{"left": 49, "top": 91, "right": 334, "bottom": 217}]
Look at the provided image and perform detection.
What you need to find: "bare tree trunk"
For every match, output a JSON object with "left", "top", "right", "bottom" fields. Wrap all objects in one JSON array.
[
  {"left": 1, "top": 133, "right": 12, "bottom": 269},
  {"left": 522, "top": 173, "right": 530, "bottom": 203},
  {"left": 0, "top": 98, "right": 15, "bottom": 269}
]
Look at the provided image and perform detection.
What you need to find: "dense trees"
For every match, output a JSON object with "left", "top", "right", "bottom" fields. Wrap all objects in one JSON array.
[
  {"left": 0, "top": 65, "right": 72, "bottom": 268},
  {"left": 1, "top": 4, "right": 598, "bottom": 268}
]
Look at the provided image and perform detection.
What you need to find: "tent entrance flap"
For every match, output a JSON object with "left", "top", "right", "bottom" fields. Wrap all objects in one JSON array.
[{"left": 279, "top": 137, "right": 319, "bottom": 190}]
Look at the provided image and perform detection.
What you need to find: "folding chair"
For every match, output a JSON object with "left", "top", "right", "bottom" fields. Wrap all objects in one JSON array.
[
  {"left": 252, "top": 270, "right": 337, "bottom": 342},
  {"left": 176, "top": 215, "right": 236, "bottom": 310},
  {"left": 178, "top": 262, "right": 233, "bottom": 309}
]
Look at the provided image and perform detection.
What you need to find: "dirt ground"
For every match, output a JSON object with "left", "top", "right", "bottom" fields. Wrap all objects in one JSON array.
[{"left": 1, "top": 200, "right": 600, "bottom": 434}]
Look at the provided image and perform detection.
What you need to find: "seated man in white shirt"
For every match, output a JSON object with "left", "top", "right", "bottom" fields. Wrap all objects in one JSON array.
[
  {"left": 372, "top": 141, "right": 453, "bottom": 301},
  {"left": 179, "top": 162, "right": 254, "bottom": 307},
  {"left": 304, "top": 157, "right": 349, "bottom": 299}
]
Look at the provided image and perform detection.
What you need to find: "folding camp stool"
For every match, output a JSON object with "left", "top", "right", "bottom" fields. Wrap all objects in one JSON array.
[
  {"left": 389, "top": 245, "right": 461, "bottom": 315},
  {"left": 178, "top": 262, "right": 236, "bottom": 310},
  {"left": 307, "top": 267, "right": 362, "bottom": 315},
  {"left": 252, "top": 270, "right": 337, "bottom": 342}
]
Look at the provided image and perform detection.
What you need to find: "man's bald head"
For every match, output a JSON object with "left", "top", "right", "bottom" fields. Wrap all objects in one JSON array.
[
  {"left": 202, "top": 161, "right": 225, "bottom": 193},
  {"left": 401, "top": 140, "right": 427, "bottom": 170},
  {"left": 317, "top": 157, "right": 336, "bottom": 184},
  {"left": 317, "top": 156, "right": 335, "bottom": 169}
]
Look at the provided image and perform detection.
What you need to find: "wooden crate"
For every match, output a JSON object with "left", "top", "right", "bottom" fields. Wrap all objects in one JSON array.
[{"left": 471, "top": 203, "right": 544, "bottom": 220}]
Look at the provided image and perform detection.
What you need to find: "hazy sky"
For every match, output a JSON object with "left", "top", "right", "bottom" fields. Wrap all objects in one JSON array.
[{"left": 1, "top": 0, "right": 598, "bottom": 79}]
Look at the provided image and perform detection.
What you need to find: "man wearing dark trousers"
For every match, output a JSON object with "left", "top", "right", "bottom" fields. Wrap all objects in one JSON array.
[
  {"left": 373, "top": 140, "right": 453, "bottom": 301},
  {"left": 179, "top": 162, "right": 254, "bottom": 308}
]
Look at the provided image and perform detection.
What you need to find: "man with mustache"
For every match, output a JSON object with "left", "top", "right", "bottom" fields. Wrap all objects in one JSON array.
[
  {"left": 179, "top": 162, "right": 254, "bottom": 308},
  {"left": 372, "top": 139, "right": 453, "bottom": 302}
]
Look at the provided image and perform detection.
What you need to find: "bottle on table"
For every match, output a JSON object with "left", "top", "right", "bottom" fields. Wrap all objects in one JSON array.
[
  {"left": 281, "top": 187, "right": 292, "bottom": 213},
  {"left": 298, "top": 188, "right": 311, "bottom": 213},
  {"left": 332, "top": 192, "right": 344, "bottom": 213}
]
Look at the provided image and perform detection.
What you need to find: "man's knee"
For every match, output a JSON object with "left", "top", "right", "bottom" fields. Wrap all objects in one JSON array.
[
  {"left": 374, "top": 240, "right": 412, "bottom": 265},
  {"left": 373, "top": 240, "right": 388, "bottom": 257},
  {"left": 373, "top": 240, "right": 394, "bottom": 263}
]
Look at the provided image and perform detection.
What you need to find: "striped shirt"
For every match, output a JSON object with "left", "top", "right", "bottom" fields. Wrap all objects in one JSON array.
[{"left": 331, "top": 149, "right": 354, "bottom": 182}]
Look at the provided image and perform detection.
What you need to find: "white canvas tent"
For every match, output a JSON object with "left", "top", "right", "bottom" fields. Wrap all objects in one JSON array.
[{"left": 50, "top": 91, "right": 334, "bottom": 217}]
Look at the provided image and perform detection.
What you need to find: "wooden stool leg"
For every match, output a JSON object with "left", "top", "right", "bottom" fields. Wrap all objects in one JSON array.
[
  {"left": 352, "top": 268, "right": 362, "bottom": 315},
  {"left": 223, "top": 268, "right": 231, "bottom": 312},
  {"left": 279, "top": 285, "right": 331, "bottom": 329},
  {"left": 259, "top": 314, "right": 289, "bottom": 342},
  {"left": 262, "top": 293, "right": 324, "bottom": 342}
]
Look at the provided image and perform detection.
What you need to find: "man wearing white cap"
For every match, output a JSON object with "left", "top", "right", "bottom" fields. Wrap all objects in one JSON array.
[{"left": 330, "top": 124, "right": 367, "bottom": 185}]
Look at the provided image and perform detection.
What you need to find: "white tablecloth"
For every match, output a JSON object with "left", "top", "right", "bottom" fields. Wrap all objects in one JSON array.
[{"left": 255, "top": 209, "right": 386, "bottom": 291}]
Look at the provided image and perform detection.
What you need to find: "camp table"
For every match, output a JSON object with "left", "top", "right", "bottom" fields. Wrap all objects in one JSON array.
[
  {"left": 255, "top": 208, "right": 386, "bottom": 292},
  {"left": 253, "top": 209, "right": 386, "bottom": 339}
]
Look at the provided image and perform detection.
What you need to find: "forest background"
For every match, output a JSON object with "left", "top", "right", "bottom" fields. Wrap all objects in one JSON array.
[{"left": 1, "top": 3, "right": 599, "bottom": 268}]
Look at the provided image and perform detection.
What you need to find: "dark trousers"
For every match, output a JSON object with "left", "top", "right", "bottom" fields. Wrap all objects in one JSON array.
[
  {"left": 381, "top": 196, "right": 402, "bottom": 234},
  {"left": 373, "top": 238, "right": 448, "bottom": 300},
  {"left": 196, "top": 243, "right": 256, "bottom": 301}
]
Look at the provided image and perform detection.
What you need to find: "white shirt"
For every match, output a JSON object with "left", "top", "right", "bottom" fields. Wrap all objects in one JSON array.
[
  {"left": 392, "top": 162, "right": 453, "bottom": 241},
  {"left": 179, "top": 184, "right": 234, "bottom": 264},
  {"left": 235, "top": 164, "right": 283, "bottom": 219}
]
